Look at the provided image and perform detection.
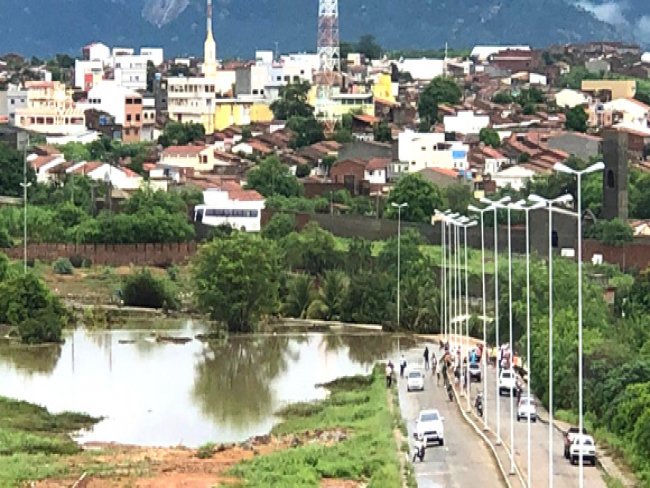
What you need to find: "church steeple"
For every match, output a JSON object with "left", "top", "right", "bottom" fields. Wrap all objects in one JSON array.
[{"left": 202, "top": 0, "right": 217, "bottom": 78}]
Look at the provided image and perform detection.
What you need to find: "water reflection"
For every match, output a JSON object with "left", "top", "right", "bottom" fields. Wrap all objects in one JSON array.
[{"left": 0, "top": 326, "right": 410, "bottom": 447}]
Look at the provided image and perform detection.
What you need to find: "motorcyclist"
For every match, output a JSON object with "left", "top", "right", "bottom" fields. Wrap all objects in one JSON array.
[
  {"left": 475, "top": 392, "right": 484, "bottom": 416},
  {"left": 412, "top": 436, "right": 425, "bottom": 462}
]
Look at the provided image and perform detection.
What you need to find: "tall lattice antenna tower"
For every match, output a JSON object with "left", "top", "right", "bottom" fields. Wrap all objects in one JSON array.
[{"left": 317, "top": 0, "right": 340, "bottom": 74}]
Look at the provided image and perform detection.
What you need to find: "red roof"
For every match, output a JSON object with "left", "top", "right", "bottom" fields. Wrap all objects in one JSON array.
[
  {"left": 143, "top": 163, "right": 157, "bottom": 171},
  {"left": 228, "top": 189, "right": 264, "bottom": 202},
  {"left": 419, "top": 167, "right": 459, "bottom": 178},
  {"left": 163, "top": 145, "right": 207, "bottom": 157},
  {"left": 70, "top": 162, "right": 102, "bottom": 175},
  {"left": 482, "top": 147, "right": 506, "bottom": 159},
  {"left": 353, "top": 114, "right": 380, "bottom": 124},
  {"left": 121, "top": 167, "right": 140, "bottom": 178},
  {"left": 366, "top": 158, "right": 390, "bottom": 170},
  {"left": 31, "top": 155, "right": 61, "bottom": 170}
]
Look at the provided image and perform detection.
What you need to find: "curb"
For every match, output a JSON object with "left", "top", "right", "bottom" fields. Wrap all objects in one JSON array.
[{"left": 449, "top": 384, "right": 515, "bottom": 488}]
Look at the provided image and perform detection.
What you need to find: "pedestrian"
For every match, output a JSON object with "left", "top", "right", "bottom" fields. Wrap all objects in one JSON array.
[
  {"left": 423, "top": 346, "right": 430, "bottom": 370},
  {"left": 385, "top": 362, "right": 393, "bottom": 388},
  {"left": 400, "top": 354, "right": 407, "bottom": 378},
  {"left": 431, "top": 354, "right": 438, "bottom": 378}
]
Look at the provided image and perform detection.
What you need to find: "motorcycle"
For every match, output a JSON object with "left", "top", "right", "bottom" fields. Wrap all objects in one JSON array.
[{"left": 475, "top": 392, "right": 484, "bottom": 417}]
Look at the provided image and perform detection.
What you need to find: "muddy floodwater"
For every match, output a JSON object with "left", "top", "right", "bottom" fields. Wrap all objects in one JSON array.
[{"left": 0, "top": 321, "right": 417, "bottom": 447}]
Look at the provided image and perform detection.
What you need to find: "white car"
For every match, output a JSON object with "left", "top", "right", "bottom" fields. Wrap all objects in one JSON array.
[
  {"left": 415, "top": 409, "right": 445, "bottom": 446},
  {"left": 498, "top": 369, "right": 517, "bottom": 396},
  {"left": 406, "top": 369, "right": 425, "bottom": 392},
  {"left": 516, "top": 396, "right": 537, "bottom": 422},
  {"left": 569, "top": 434, "right": 597, "bottom": 466},
  {"left": 468, "top": 362, "right": 482, "bottom": 382}
]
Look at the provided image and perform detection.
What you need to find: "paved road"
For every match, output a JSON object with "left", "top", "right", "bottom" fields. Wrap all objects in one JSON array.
[
  {"left": 473, "top": 361, "right": 607, "bottom": 488},
  {"left": 396, "top": 344, "right": 504, "bottom": 488}
]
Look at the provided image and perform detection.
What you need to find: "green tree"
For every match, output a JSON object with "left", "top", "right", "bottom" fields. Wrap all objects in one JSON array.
[
  {"left": 377, "top": 229, "right": 424, "bottom": 276},
  {"left": 479, "top": 127, "right": 501, "bottom": 148},
  {"left": 121, "top": 268, "right": 179, "bottom": 310},
  {"left": 444, "top": 184, "right": 473, "bottom": 213},
  {"left": 262, "top": 213, "right": 296, "bottom": 240},
  {"left": 0, "top": 142, "right": 36, "bottom": 197},
  {"left": 342, "top": 271, "right": 392, "bottom": 324},
  {"left": 282, "top": 274, "right": 314, "bottom": 318},
  {"left": 492, "top": 92, "right": 514, "bottom": 104},
  {"left": 286, "top": 116, "right": 325, "bottom": 148},
  {"left": 59, "top": 142, "right": 91, "bottom": 162},
  {"left": 346, "top": 237, "right": 373, "bottom": 274},
  {"left": 246, "top": 156, "right": 303, "bottom": 198},
  {"left": 307, "top": 270, "right": 350, "bottom": 320},
  {"left": 374, "top": 122, "right": 393, "bottom": 142},
  {"left": 565, "top": 105, "right": 588, "bottom": 132},
  {"left": 386, "top": 174, "right": 444, "bottom": 223},
  {"left": 282, "top": 222, "right": 342, "bottom": 275},
  {"left": 585, "top": 218, "right": 633, "bottom": 246},
  {"left": 270, "top": 81, "right": 313, "bottom": 120},
  {"left": 418, "top": 77, "right": 462, "bottom": 127},
  {"left": 192, "top": 233, "right": 282, "bottom": 332},
  {"left": 158, "top": 122, "right": 205, "bottom": 147},
  {"left": 356, "top": 35, "right": 383, "bottom": 60}
]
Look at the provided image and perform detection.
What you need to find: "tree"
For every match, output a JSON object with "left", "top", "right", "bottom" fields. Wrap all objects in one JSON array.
[
  {"left": 262, "top": 213, "right": 295, "bottom": 240},
  {"left": 479, "top": 127, "right": 501, "bottom": 148},
  {"left": 418, "top": 77, "right": 462, "bottom": 127},
  {"left": 270, "top": 81, "right": 313, "bottom": 120},
  {"left": 282, "top": 274, "right": 314, "bottom": 318},
  {"left": 121, "top": 268, "right": 179, "bottom": 310},
  {"left": 342, "top": 271, "right": 392, "bottom": 324},
  {"left": 585, "top": 218, "right": 633, "bottom": 246},
  {"left": 307, "top": 270, "right": 349, "bottom": 320},
  {"left": 565, "top": 105, "right": 588, "bottom": 133},
  {"left": 59, "top": 141, "right": 91, "bottom": 162},
  {"left": 246, "top": 156, "right": 303, "bottom": 197},
  {"left": 492, "top": 92, "right": 514, "bottom": 104},
  {"left": 286, "top": 116, "right": 324, "bottom": 148},
  {"left": 386, "top": 174, "right": 444, "bottom": 223},
  {"left": 374, "top": 122, "right": 393, "bottom": 142},
  {"left": 158, "top": 122, "right": 205, "bottom": 147},
  {"left": 0, "top": 142, "right": 36, "bottom": 197},
  {"left": 356, "top": 34, "right": 382, "bottom": 60},
  {"left": 282, "top": 222, "right": 342, "bottom": 275},
  {"left": 376, "top": 229, "right": 424, "bottom": 276},
  {"left": 444, "top": 184, "right": 473, "bottom": 213},
  {"left": 0, "top": 272, "right": 65, "bottom": 344},
  {"left": 192, "top": 233, "right": 282, "bottom": 332}
]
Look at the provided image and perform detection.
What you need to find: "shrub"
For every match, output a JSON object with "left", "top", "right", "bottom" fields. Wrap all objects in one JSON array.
[
  {"left": 52, "top": 258, "right": 73, "bottom": 275},
  {"left": 69, "top": 255, "right": 84, "bottom": 268},
  {"left": 0, "top": 227, "right": 12, "bottom": 248},
  {"left": 121, "top": 268, "right": 179, "bottom": 310},
  {"left": 166, "top": 264, "right": 180, "bottom": 282},
  {"left": 196, "top": 442, "right": 216, "bottom": 459}
]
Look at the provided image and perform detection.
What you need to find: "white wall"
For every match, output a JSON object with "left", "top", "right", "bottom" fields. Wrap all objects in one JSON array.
[
  {"left": 140, "top": 47, "right": 164, "bottom": 66},
  {"left": 112, "top": 55, "right": 147, "bottom": 90},
  {"left": 74, "top": 60, "right": 103, "bottom": 89},
  {"left": 364, "top": 168, "right": 387, "bottom": 185},
  {"left": 397, "top": 59, "right": 444, "bottom": 81},
  {"left": 443, "top": 111, "right": 490, "bottom": 134},
  {"left": 398, "top": 130, "right": 469, "bottom": 172},
  {"left": 86, "top": 43, "right": 111, "bottom": 64},
  {"left": 195, "top": 189, "right": 265, "bottom": 232}
]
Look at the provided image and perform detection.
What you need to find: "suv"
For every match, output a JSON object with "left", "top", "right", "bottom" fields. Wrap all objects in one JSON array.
[
  {"left": 498, "top": 369, "right": 517, "bottom": 396},
  {"left": 564, "top": 426, "right": 588, "bottom": 459},
  {"left": 415, "top": 409, "right": 445, "bottom": 446},
  {"left": 569, "top": 434, "right": 597, "bottom": 466},
  {"left": 406, "top": 369, "right": 425, "bottom": 392},
  {"left": 516, "top": 396, "right": 537, "bottom": 422}
]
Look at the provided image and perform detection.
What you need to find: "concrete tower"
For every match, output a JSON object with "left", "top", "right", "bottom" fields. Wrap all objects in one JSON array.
[
  {"left": 202, "top": 0, "right": 217, "bottom": 78},
  {"left": 602, "top": 129, "right": 629, "bottom": 220}
]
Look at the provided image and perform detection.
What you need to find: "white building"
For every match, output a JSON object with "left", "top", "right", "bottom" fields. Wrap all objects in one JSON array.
[
  {"left": 74, "top": 59, "right": 104, "bottom": 90},
  {"left": 396, "top": 58, "right": 444, "bottom": 81},
  {"left": 470, "top": 45, "right": 531, "bottom": 62},
  {"left": 194, "top": 187, "right": 265, "bottom": 232},
  {"left": 81, "top": 81, "right": 140, "bottom": 125},
  {"left": 5, "top": 85, "right": 28, "bottom": 126},
  {"left": 555, "top": 88, "right": 591, "bottom": 108},
  {"left": 66, "top": 162, "right": 143, "bottom": 191},
  {"left": 397, "top": 130, "right": 469, "bottom": 173},
  {"left": 364, "top": 158, "right": 390, "bottom": 185},
  {"left": 603, "top": 98, "right": 650, "bottom": 127},
  {"left": 27, "top": 153, "right": 67, "bottom": 183},
  {"left": 492, "top": 165, "right": 535, "bottom": 191},
  {"left": 111, "top": 55, "right": 148, "bottom": 90},
  {"left": 140, "top": 47, "right": 164, "bottom": 67},
  {"left": 443, "top": 111, "right": 490, "bottom": 135},
  {"left": 112, "top": 47, "right": 135, "bottom": 57},
  {"left": 83, "top": 42, "right": 111, "bottom": 64}
]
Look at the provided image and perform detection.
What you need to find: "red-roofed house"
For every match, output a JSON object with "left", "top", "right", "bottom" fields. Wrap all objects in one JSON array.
[
  {"left": 160, "top": 145, "right": 216, "bottom": 172},
  {"left": 65, "top": 162, "right": 143, "bottom": 191},
  {"left": 364, "top": 158, "right": 390, "bottom": 185},
  {"left": 194, "top": 182, "right": 265, "bottom": 232},
  {"left": 27, "top": 153, "right": 66, "bottom": 183}
]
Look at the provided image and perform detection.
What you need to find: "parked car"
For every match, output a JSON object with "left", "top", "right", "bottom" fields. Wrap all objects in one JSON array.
[
  {"left": 498, "top": 369, "right": 517, "bottom": 396},
  {"left": 569, "top": 434, "right": 597, "bottom": 466},
  {"left": 468, "top": 362, "right": 482, "bottom": 382},
  {"left": 407, "top": 369, "right": 425, "bottom": 392},
  {"left": 516, "top": 396, "right": 537, "bottom": 422},
  {"left": 415, "top": 409, "right": 445, "bottom": 446},
  {"left": 564, "top": 426, "right": 588, "bottom": 459}
]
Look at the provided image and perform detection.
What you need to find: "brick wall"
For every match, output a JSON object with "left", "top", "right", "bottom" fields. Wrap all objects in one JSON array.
[
  {"left": 1, "top": 242, "right": 197, "bottom": 267},
  {"left": 583, "top": 239, "right": 650, "bottom": 271}
]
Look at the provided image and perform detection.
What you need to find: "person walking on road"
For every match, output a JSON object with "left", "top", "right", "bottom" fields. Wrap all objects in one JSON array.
[
  {"left": 431, "top": 354, "right": 438, "bottom": 377},
  {"left": 423, "top": 346, "right": 430, "bottom": 370},
  {"left": 400, "top": 354, "right": 407, "bottom": 378},
  {"left": 435, "top": 357, "right": 442, "bottom": 386},
  {"left": 385, "top": 362, "right": 393, "bottom": 388}
]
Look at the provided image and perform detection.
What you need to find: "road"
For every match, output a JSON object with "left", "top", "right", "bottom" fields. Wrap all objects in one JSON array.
[
  {"left": 396, "top": 343, "right": 504, "bottom": 488},
  {"left": 472, "top": 361, "right": 608, "bottom": 488}
]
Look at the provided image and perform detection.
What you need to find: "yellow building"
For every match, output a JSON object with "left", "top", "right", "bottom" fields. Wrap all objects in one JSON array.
[
  {"left": 581, "top": 79, "right": 636, "bottom": 100},
  {"left": 160, "top": 145, "right": 216, "bottom": 172},
  {"left": 213, "top": 99, "right": 274, "bottom": 131},
  {"left": 372, "top": 73, "right": 397, "bottom": 104}
]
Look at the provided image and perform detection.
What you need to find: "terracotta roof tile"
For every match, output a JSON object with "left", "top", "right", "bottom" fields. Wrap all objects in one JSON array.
[{"left": 163, "top": 145, "right": 207, "bottom": 156}]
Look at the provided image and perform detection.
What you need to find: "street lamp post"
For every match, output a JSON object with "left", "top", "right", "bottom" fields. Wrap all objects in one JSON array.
[
  {"left": 468, "top": 203, "right": 495, "bottom": 431},
  {"left": 553, "top": 161, "right": 604, "bottom": 487},
  {"left": 529, "top": 193, "right": 574, "bottom": 488},
  {"left": 391, "top": 202, "right": 409, "bottom": 329},
  {"left": 19, "top": 181, "right": 32, "bottom": 273},
  {"left": 460, "top": 218, "right": 477, "bottom": 410},
  {"left": 511, "top": 200, "right": 545, "bottom": 488},
  {"left": 480, "top": 195, "right": 511, "bottom": 445}
]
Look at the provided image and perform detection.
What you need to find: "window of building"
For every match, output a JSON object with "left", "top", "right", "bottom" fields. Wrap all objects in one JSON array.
[
  {"left": 135, "top": 114, "right": 141, "bottom": 122},
  {"left": 607, "top": 169, "right": 615, "bottom": 189},
  {"left": 126, "top": 114, "right": 132, "bottom": 122},
  {"left": 126, "top": 98, "right": 133, "bottom": 104},
  {"left": 125, "top": 128, "right": 130, "bottom": 135}
]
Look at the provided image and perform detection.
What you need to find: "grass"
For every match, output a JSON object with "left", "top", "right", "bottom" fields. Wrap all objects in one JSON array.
[
  {"left": 225, "top": 366, "right": 401, "bottom": 487},
  {"left": 0, "top": 396, "right": 100, "bottom": 486}
]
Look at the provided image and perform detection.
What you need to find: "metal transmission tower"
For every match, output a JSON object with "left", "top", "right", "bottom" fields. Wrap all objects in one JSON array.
[
  {"left": 317, "top": 0, "right": 340, "bottom": 75},
  {"left": 316, "top": 0, "right": 340, "bottom": 128}
]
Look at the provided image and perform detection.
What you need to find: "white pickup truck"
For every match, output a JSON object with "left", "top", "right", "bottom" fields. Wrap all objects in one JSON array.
[
  {"left": 498, "top": 369, "right": 517, "bottom": 396},
  {"left": 569, "top": 434, "right": 597, "bottom": 466}
]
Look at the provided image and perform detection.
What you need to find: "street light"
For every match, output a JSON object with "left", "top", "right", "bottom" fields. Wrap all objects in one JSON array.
[
  {"left": 511, "top": 199, "right": 545, "bottom": 488},
  {"left": 553, "top": 161, "right": 604, "bottom": 487},
  {"left": 19, "top": 181, "right": 32, "bottom": 273},
  {"left": 459, "top": 218, "right": 477, "bottom": 410},
  {"left": 391, "top": 202, "right": 409, "bottom": 329},
  {"left": 528, "top": 192, "right": 574, "bottom": 488},
  {"left": 435, "top": 210, "right": 456, "bottom": 342},
  {"left": 468, "top": 203, "right": 495, "bottom": 431},
  {"left": 480, "top": 195, "right": 511, "bottom": 445}
]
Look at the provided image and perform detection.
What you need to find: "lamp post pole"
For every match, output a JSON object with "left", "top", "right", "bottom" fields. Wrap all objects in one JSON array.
[
  {"left": 391, "top": 202, "right": 409, "bottom": 329},
  {"left": 460, "top": 219, "right": 477, "bottom": 411},
  {"left": 20, "top": 134, "right": 31, "bottom": 273},
  {"left": 553, "top": 161, "right": 604, "bottom": 488},
  {"left": 507, "top": 202, "right": 515, "bottom": 475},
  {"left": 528, "top": 193, "right": 574, "bottom": 488},
  {"left": 480, "top": 195, "right": 510, "bottom": 445}
]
